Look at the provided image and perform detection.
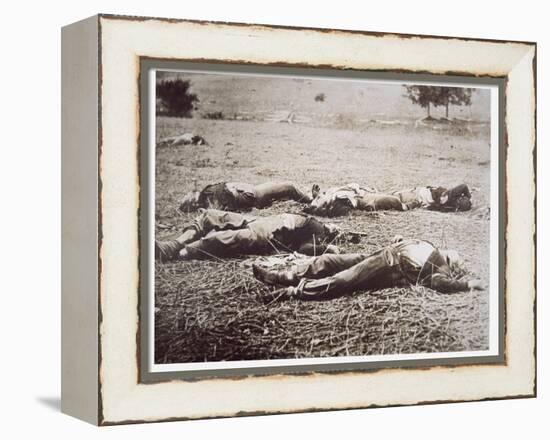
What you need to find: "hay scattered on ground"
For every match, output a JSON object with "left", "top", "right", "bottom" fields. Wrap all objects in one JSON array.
[
  {"left": 154, "top": 233, "right": 489, "bottom": 364},
  {"left": 154, "top": 116, "right": 491, "bottom": 365}
]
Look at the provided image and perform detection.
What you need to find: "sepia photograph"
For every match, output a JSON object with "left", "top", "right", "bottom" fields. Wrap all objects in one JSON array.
[
  {"left": 148, "top": 66, "right": 500, "bottom": 373},
  {"left": 57, "top": 12, "right": 536, "bottom": 425}
]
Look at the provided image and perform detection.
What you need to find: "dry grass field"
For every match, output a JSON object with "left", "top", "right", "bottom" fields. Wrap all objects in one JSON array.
[{"left": 153, "top": 74, "right": 492, "bottom": 364}]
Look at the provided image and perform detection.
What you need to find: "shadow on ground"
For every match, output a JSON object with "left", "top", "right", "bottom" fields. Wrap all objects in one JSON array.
[{"left": 36, "top": 396, "right": 61, "bottom": 412}]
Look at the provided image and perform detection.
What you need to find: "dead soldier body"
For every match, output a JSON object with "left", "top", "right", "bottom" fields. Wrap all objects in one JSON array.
[
  {"left": 392, "top": 184, "right": 473, "bottom": 212},
  {"left": 253, "top": 236, "right": 484, "bottom": 300},
  {"left": 155, "top": 208, "right": 340, "bottom": 261},
  {"left": 179, "top": 181, "right": 313, "bottom": 212},
  {"left": 305, "top": 183, "right": 473, "bottom": 217},
  {"left": 304, "top": 183, "right": 408, "bottom": 217}
]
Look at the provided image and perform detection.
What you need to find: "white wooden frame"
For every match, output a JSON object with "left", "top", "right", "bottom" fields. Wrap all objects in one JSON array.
[{"left": 61, "top": 14, "right": 536, "bottom": 425}]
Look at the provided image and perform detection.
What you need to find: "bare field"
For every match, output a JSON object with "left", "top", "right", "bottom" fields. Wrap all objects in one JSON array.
[{"left": 154, "top": 116, "right": 492, "bottom": 364}]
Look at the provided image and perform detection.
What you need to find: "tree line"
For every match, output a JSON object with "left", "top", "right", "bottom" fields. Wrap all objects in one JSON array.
[
  {"left": 155, "top": 78, "right": 474, "bottom": 120},
  {"left": 403, "top": 85, "right": 473, "bottom": 119}
]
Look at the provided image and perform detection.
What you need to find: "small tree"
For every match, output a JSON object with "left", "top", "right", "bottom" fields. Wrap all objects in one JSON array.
[
  {"left": 403, "top": 85, "right": 472, "bottom": 119},
  {"left": 403, "top": 85, "right": 441, "bottom": 118},
  {"left": 439, "top": 87, "right": 472, "bottom": 118},
  {"left": 156, "top": 78, "right": 199, "bottom": 117},
  {"left": 314, "top": 93, "right": 326, "bottom": 102}
]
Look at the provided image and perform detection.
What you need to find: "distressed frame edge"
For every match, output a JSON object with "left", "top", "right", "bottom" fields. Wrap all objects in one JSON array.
[
  {"left": 503, "top": 44, "right": 537, "bottom": 401},
  {"left": 532, "top": 43, "right": 538, "bottom": 400},
  {"left": 100, "top": 392, "right": 536, "bottom": 426},
  {"left": 97, "top": 12, "right": 537, "bottom": 47},
  {"left": 93, "top": 15, "right": 537, "bottom": 425}
]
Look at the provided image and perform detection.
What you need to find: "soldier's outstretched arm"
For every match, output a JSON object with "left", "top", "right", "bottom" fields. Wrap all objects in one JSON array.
[{"left": 430, "top": 273, "right": 485, "bottom": 293}]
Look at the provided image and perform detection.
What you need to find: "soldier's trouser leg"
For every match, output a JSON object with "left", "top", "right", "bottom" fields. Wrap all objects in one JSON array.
[
  {"left": 292, "top": 248, "right": 396, "bottom": 300},
  {"left": 174, "top": 209, "right": 252, "bottom": 248},
  {"left": 391, "top": 190, "right": 422, "bottom": 209},
  {"left": 255, "top": 182, "right": 313, "bottom": 206},
  {"left": 156, "top": 209, "right": 256, "bottom": 261},
  {"left": 184, "top": 229, "right": 264, "bottom": 259},
  {"left": 376, "top": 195, "right": 407, "bottom": 211},
  {"left": 296, "top": 253, "right": 368, "bottom": 278},
  {"left": 283, "top": 184, "right": 313, "bottom": 204},
  {"left": 253, "top": 253, "right": 366, "bottom": 286},
  {"left": 359, "top": 194, "right": 407, "bottom": 211}
]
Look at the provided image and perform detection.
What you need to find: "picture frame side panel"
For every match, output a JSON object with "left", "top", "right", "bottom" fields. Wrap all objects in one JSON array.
[{"left": 61, "top": 15, "right": 100, "bottom": 425}]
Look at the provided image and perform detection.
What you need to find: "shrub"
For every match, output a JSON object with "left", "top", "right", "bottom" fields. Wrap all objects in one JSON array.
[
  {"left": 314, "top": 93, "right": 326, "bottom": 102},
  {"left": 203, "top": 111, "right": 225, "bottom": 120},
  {"left": 156, "top": 78, "right": 199, "bottom": 117}
]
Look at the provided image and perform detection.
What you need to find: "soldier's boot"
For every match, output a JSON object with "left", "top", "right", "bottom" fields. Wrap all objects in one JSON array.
[
  {"left": 155, "top": 240, "right": 181, "bottom": 262},
  {"left": 252, "top": 264, "right": 298, "bottom": 287}
]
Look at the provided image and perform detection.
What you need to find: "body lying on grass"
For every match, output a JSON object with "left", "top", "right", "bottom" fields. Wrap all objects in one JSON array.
[
  {"left": 304, "top": 183, "right": 409, "bottom": 217},
  {"left": 155, "top": 208, "right": 340, "bottom": 261},
  {"left": 158, "top": 132, "right": 207, "bottom": 147},
  {"left": 305, "top": 183, "right": 472, "bottom": 217},
  {"left": 179, "top": 181, "right": 313, "bottom": 212},
  {"left": 252, "top": 236, "right": 485, "bottom": 301},
  {"left": 392, "top": 184, "right": 472, "bottom": 212}
]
